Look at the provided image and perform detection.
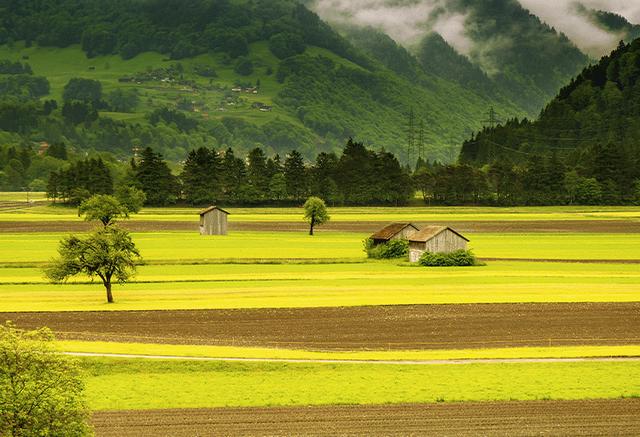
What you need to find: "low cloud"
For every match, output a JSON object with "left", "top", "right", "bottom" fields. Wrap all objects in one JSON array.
[
  {"left": 312, "top": 0, "right": 474, "bottom": 54},
  {"left": 518, "top": 0, "right": 640, "bottom": 56},
  {"left": 310, "top": 0, "right": 639, "bottom": 67}
]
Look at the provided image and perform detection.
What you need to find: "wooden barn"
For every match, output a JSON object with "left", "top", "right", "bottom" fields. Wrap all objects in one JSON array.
[
  {"left": 198, "top": 206, "right": 229, "bottom": 235},
  {"left": 408, "top": 226, "right": 469, "bottom": 263},
  {"left": 370, "top": 223, "right": 420, "bottom": 246}
]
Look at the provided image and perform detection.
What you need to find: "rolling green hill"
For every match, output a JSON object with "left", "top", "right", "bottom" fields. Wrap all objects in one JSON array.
[{"left": 0, "top": 0, "right": 527, "bottom": 168}]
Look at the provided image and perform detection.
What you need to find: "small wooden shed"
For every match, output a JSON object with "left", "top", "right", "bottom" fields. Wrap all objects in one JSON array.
[
  {"left": 370, "top": 223, "right": 420, "bottom": 246},
  {"left": 408, "top": 226, "right": 469, "bottom": 263},
  {"left": 198, "top": 206, "right": 229, "bottom": 235}
]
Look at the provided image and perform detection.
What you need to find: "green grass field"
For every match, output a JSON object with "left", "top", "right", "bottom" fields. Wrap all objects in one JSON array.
[
  {"left": 2, "top": 204, "right": 640, "bottom": 222},
  {"left": 2, "top": 231, "right": 640, "bottom": 265},
  {"left": 57, "top": 341, "right": 640, "bottom": 361},
  {"left": 0, "top": 192, "right": 48, "bottom": 202},
  {"left": 2, "top": 203, "right": 639, "bottom": 415},
  {"left": 81, "top": 358, "right": 640, "bottom": 410},
  {"left": 1, "top": 261, "right": 638, "bottom": 312}
]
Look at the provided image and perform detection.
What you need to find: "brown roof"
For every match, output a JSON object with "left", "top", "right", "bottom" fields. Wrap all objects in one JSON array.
[
  {"left": 198, "top": 206, "right": 230, "bottom": 216},
  {"left": 370, "top": 223, "right": 419, "bottom": 241},
  {"left": 409, "top": 226, "right": 469, "bottom": 243}
]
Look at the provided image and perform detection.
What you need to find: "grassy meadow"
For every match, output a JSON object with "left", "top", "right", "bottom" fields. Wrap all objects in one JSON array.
[
  {"left": 2, "top": 231, "right": 640, "bottom": 265},
  {"left": 82, "top": 358, "right": 640, "bottom": 410},
  {"left": 59, "top": 342, "right": 640, "bottom": 361},
  {"left": 1, "top": 201, "right": 639, "bottom": 413},
  {"left": 2, "top": 261, "right": 640, "bottom": 312}
]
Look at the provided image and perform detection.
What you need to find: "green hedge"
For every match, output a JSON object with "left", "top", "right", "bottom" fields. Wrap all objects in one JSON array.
[
  {"left": 418, "top": 250, "right": 477, "bottom": 267},
  {"left": 363, "top": 238, "right": 409, "bottom": 259}
]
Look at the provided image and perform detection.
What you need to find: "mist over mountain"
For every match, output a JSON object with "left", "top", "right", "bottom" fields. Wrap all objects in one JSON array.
[{"left": 310, "top": 0, "right": 598, "bottom": 113}]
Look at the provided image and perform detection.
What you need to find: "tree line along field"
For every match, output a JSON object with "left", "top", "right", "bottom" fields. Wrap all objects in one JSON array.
[{"left": 1, "top": 202, "right": 639, "bottom": 434}]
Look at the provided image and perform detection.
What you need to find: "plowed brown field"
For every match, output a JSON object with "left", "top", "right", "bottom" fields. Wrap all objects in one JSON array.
[
  {"left": 91, "top": 399, "right": 640, "bottom": 436},
  {"left": 2, "top": 219, "right": 640, "bottom": 233},
  {"left": 5, "top": 302, "right": 639, "bottom": 350}
]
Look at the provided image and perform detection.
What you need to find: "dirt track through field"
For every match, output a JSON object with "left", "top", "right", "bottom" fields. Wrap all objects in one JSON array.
[
  {"left": 5, "top": 302, "right": 639, "bottom": 350},
  {"left": 92, "top": 399, "right": 640, "bottom": 436},
  {"left": 2, "top": 219, "right": 640, "bottom": 233}
]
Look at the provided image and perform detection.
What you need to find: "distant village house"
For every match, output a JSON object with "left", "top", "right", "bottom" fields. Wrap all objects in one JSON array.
[
  {"left": 198, "top": 206, "right": 229, "bottom": 235},
  {"left": 408, "top": 226, "right": 469, "bottom": 263}
]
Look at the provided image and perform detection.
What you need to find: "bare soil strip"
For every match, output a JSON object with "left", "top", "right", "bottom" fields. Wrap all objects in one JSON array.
[
  {"left": 91, "top": 399, "right": 640, "bottom": 436},
  {"left": 5, "top": 302, "right": 639, "bottom": 350},
  {"left": 2, "top": 219, "right": 640, "bottom": 233}
]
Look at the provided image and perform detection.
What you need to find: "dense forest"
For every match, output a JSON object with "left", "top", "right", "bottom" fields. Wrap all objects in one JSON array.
[
  {"left": 458, "top": 39, "right": 640, "bottom": 205},
  {"left": 46, "top": 139, "right": 413, "bottom": 206}
]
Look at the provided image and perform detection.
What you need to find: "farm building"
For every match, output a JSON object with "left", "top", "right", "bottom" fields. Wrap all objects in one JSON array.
[
  {"left": 370, "top": 223, "right": 420, "bottom": 246},
  {"left": 198, "top": 206, "right": 229, "bottom": 235},
  {"left": 408, "top": 226, "right": 469, "bottom": 263}
]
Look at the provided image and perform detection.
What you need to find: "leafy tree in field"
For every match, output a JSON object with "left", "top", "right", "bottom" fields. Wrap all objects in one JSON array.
[
  {"left": 0, "top": 323, "right": 92, "bottom": 436},
  {"left": 63, "top": 78, "right": 102, "bottom": 105},
  {"left": 46, "top": 226, "right": 141, "bottom": 303},
  {"left": 303, "top": 196, "right": 329, "bottom": 236},
  {"left": 115, "top": 185, "right": 146, "bottom": 214},
  {"left": 78, "top": 194, "right": 131, "bottom": 226}
]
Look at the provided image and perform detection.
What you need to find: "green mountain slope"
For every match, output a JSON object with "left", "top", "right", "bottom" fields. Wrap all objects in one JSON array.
[
  {"left": 309, "top": 0, "right": 591, "bottom": 115},
  {"left": 458, "top": 39, "right": 640, "bottom": 201},
  {"left": 0, "top": 0, "right": 521, "bottom": 165}
]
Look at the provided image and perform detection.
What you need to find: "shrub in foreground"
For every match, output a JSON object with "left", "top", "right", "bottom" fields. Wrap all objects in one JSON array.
[
  {"left": 0, "top": 323, "right": 93, "bottom": 436},
  {"left": 419, "top": 250, "right": 477, "bottom": 267},
  {"left": 364, "top": 238, "right": 409, "bottom": 259}
]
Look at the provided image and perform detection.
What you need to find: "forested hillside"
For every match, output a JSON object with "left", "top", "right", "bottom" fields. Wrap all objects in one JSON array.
[
  {"left": 457, "top": 39, "right": 640, "bottom": 204},
  {"left": 0, "top": 0, "right": 521, "bottom": 194},
  {"left": 310, "top": 0, "right": 591, "bottom": 114}
]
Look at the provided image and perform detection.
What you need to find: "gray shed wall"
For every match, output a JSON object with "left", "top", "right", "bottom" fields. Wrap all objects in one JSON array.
[
  {"left": 409, "top": 230, "right": 468, "bottom": 262},
  {"left": 200, "top": 209, "right": 228, "bottom": 235}
]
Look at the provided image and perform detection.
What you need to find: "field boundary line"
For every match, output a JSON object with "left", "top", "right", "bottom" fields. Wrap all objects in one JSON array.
[
  {"left": 62, "top": 352, "right": 640, "bottom": 365},
  {"left": 480, "top": 258, "right": 640, "bottom": 264}
]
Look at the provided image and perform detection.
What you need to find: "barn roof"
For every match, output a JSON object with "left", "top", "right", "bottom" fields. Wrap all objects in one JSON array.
[
  {"left": 409, "top": 226, "right": 469, "bottom": 243},
  {"left": 198, "top": 205, "right": 230, "bottom": 216},
  {"left": 370, "top": 223, "right": 419, "bottom": 241}
]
